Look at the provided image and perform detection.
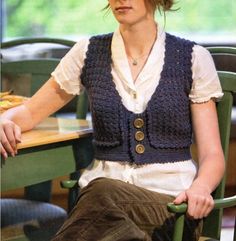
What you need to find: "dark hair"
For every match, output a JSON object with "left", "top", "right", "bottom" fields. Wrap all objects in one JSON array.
[{"left": 147, "top": 0, "right": 175, "bottom": 12}]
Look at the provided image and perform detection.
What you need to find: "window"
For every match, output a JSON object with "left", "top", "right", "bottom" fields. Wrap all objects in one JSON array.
[{"left": 2, "top": 0, "right": 236, "bottom": 45}]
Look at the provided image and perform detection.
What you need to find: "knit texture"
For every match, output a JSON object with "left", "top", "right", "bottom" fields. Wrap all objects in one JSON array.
[{"left": 81, "top": 33, "right": 195, "bottom": 164}]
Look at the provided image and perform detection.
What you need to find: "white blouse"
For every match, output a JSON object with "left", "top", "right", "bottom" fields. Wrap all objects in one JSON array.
[{"left": 51, "top": 26, "right": 223, "bottom": 197}]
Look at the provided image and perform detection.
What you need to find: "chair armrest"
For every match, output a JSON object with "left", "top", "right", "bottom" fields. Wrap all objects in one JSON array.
[
  {"left": 167, "top": 195, "right": 236, "bottom": 213},
  {"left": 60, "top": 180, "right": 78, "bottom": 189}
]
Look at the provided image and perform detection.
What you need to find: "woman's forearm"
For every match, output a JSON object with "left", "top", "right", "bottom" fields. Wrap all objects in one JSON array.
[
  {"left": 1, "top": 77, "right": 74, "bottom": 132},
  {"left": 192, "top": 153, "right": 225, "bottom": 193},
  {"left": 1, "top": 104, "right": 35, "bottom": 132},
  {"left": 190, "top": 100, "right": 225, "bottom": 193}
]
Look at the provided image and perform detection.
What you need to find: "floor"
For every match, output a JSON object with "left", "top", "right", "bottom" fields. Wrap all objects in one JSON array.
[
  {"left": 220, "top": 207, "right": 236, "bottom": 241},
  {"left": 221, "top": 228, "right": 234, "bottom": 241}
]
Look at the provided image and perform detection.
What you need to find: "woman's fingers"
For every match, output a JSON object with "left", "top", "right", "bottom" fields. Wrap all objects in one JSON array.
[
  {"left": 4, "top": 124, "right": 17, "bottom": 156},
  {"left": 0, "top": 142, "right": 8, "bottom": 160},
  {"left": 173, "top": 191, "right": 187, "bottom": 204},
  {"left": 185, "top": 190, "right": 214, "bottom": 219},
  {"left": 1, "top": 120, "right": 22, "bottom": 158},
  {"left": 14, "top": 124, "right": 21, "bottom": 152},
  {"left": 198, "top": 196, "right": 214, "bottom": 218},
  {"left": 1, "top": 130, "right": 15, "bottom": 157}
]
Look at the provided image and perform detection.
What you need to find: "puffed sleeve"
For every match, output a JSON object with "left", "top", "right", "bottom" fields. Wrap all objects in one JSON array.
[
  {"left": 51, "top": 38, "right": 89, "bottom": 95},
  {"left": 189, "top": 45, "right": 224, "bottom": 103}
]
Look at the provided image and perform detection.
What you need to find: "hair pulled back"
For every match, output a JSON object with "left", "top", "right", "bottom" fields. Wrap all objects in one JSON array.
[{"left": 147, "top": 0, "right": 175, "bottom": 12}]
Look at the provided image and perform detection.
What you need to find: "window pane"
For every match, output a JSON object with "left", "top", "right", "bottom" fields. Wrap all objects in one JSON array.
[{"left": 3, "top": 0, "right": 236, "bottom": 44}]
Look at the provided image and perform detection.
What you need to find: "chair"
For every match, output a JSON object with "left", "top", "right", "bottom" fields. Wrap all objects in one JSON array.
[
  {"left": 207, "top": 46, "right": 236, "bottom": 140},
  {"left": 167, "top": 71, "right": 236, "bottom": 241},
  {"left": 206, "top": 46, "right": 236, "bottom": 73},
  {"left": 1, "top": 38, "right": 91, "bottom": 241}
]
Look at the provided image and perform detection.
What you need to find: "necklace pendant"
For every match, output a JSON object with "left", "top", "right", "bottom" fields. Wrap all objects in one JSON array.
[{"left": 132, "top": 59, "right": 138, "bottom": 66}]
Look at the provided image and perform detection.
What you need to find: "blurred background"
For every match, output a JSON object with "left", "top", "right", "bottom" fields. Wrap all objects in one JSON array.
[{"left": 1, "top": 0, "right": 236, "bottom": 44}]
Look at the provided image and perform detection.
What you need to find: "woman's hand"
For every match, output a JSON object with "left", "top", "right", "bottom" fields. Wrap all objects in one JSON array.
[
  {"left": 0, "top": 118, "right": 21, "bottom": 160},
  {"left": 173, "top": 182, "right": 214, "bottom": 219}
]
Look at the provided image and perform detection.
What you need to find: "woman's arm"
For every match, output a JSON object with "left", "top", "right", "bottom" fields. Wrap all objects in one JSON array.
[
  {"left": 1, "top": 77, "right": 74, "bottom": 158},
  {"left": 174, "top": 99, "right": 225, "bottom": 219}
]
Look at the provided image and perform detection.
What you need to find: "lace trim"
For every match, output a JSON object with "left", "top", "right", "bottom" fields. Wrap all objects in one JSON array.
[
  {"left": 52, "top": 74, "right": 81, "bottom": 95},
  {"left": 190, "top": 92, "right": 224, "bottom": 104}
]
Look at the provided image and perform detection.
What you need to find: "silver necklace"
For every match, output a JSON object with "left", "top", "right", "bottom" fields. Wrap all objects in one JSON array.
[{"left": 129, "top": 53, "right": 149, "bottom": 66}]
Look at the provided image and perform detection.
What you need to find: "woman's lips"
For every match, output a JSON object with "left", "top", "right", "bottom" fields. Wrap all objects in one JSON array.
[{"left": 115, "top": 6, "right": 132, "bottom": 13}]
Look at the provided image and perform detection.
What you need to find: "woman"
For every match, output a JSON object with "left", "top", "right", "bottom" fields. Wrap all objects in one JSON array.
[{"left": 1, "top": 0, "right": 225, "bottom": 240}]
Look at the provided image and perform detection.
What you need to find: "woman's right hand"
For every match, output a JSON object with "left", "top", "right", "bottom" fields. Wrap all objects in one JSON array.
[{"left": 1, "top": 118, "right": 21, "bottom": 160}]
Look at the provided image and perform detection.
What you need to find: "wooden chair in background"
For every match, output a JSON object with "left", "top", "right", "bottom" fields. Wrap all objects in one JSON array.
[{"left": 207, "top": 46, "right": 236, "bottom": 73}]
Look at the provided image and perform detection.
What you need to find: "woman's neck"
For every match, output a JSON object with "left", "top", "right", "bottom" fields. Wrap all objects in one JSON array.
[
  {"left": 119, "top": 20, "right": 158, "bottom": 58},
  {"left": 119, "top": 20, "right": 158, "bottom": 82}
]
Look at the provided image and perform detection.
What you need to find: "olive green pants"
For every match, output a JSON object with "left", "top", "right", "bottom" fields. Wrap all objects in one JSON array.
[{"left": 52, "top": 177, "right": 202, "bottom": 241}]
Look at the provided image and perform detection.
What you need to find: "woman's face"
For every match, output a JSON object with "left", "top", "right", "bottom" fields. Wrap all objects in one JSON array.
[{"left": 108, "top": 0, "right": 154, "bottom": 26}]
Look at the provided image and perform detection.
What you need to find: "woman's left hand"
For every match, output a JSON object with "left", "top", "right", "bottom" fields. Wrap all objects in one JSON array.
[{"left": 173, "top": 182, "right": 214, "bottom": 219}]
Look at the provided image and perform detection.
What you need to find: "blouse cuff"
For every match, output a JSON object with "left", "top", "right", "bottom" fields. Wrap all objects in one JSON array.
[
  {"left": 190, "top": 92, "right": 224, "bottom": 103},
  {"left": 51, "top": 72, "right": 83, "bottom": 96}
]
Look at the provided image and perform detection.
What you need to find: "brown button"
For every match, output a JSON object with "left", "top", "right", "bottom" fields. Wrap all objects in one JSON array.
[
  {"left": 135, "top": 144, "right": 145, "bottom": 154},
  {"left": 134, "top": 118, "right": 144, "bottom": 128},
  {"left": 135, "top": 131, "right": 145, "bottom": 141}
]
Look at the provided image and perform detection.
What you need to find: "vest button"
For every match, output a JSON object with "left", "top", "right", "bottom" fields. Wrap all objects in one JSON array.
[
  {"left": 135, "top": 144, "right": 145, "bottom": 154},
  {"left": 134, "top": 118, "right": 144, "bottom": 128},
  {"left": 135, "top": 131, "right": 145, "bottom": 141}
]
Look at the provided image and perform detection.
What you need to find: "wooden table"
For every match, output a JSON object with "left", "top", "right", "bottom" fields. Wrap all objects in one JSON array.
[
  {"left": 17, "top": 117, "right": 92, "bottom": 149},
  {"left": 1, "top": 117, "right": 93, "bottom": 195}
]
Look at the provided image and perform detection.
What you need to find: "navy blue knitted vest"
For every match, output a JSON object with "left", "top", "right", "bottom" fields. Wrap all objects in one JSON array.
[{"left": 81, "top": 33, "right": 195, "bottom": 164}]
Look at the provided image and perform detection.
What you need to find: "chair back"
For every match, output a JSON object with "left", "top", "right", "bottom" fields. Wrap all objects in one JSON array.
[
  {"left": 1, "top": 38, "right": 90, "bottom": 118},
  {"left": 2, "top": 59, "right": 60, "bottom": 94},
  {"left": 206, "top": 46, "right": 236, "bottom": 72},
  {"left": 202, "top": 71, "right": 236, "bottom": 239}
]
